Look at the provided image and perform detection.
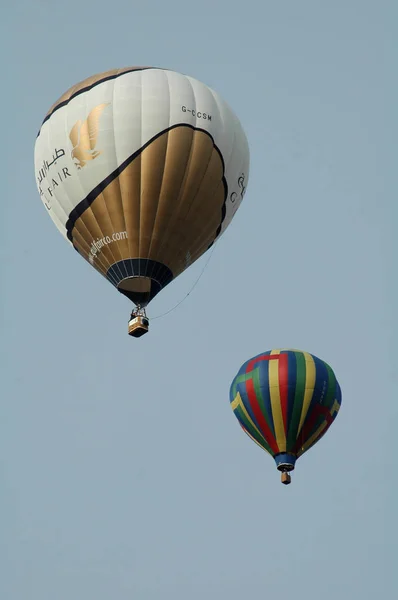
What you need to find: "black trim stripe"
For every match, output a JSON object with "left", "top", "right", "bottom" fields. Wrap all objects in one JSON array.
[
  {"left": 207, "top": 181, "right": 227, "bottom": 250},
  {"left": 66, "top": 123, "right": 228, "bottom": 247},
  {"left": 37, "top": 66, "right": 163, "bottom": 136}
]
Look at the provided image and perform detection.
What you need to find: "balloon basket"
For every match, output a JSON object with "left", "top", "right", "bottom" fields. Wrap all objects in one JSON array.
[
  {"left": 128, "top": 310, "right": 149, "bottom": 338},
  {"left": 281, "top": 472, "right": 291, "bottom": 485}
]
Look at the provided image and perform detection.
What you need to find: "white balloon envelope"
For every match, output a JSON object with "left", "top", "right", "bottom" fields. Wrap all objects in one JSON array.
[{"left": 34, "top": 66, "right": 250, "bottom": 324}]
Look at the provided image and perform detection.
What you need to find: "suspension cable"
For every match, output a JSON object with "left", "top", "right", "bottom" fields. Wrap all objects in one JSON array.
[{"left": 149, "top": 243, "right": 218, "bottom": 320}]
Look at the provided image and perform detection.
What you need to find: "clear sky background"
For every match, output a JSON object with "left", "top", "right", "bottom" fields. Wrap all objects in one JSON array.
[{"left": 1, "top": 1, "right": 396, "bottom": 598}]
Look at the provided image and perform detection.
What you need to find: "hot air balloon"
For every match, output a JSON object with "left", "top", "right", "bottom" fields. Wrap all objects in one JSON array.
[
  {"left": 229, "top": 349, "right": 342, "bottom": 484},
  {"left": 34, "top": 67, "right": 250, "bottom": 337}
]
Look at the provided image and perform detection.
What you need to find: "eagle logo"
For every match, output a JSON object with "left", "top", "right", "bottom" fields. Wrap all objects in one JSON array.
[{"left": 69, "top": 103, "right": 110, "bottom": 169}]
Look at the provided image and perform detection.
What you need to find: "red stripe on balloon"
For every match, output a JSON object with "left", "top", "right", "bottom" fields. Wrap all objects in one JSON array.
[
  {"left": 278, "top": 353, "right": 289, "bottom": 433},
  {"left": 246, "top": 354, "right": 280, "bottom": 373},
  {"left": 294, "top": 404, "right": 333, "bottom": 453},
  {"left": 245, "top": 376, "right": 279, "bottom": 454}
]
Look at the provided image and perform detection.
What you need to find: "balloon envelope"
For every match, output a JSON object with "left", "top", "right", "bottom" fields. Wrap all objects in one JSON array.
[
  {"left": 34, "top": 67, "right": 250, "bottom": 307},
  {"left": 229, "top": 349, "right": 342, "bottom": 481}
]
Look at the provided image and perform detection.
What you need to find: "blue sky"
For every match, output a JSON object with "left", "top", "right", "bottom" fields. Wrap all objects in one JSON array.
[{"left": 2, "top": 1, "right": 396, "bottom": 598}]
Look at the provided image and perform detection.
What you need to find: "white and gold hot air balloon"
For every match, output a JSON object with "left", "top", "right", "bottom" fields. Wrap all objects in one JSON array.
[{"left": 34, "top": 66, "right": 250, "bottom": 337}]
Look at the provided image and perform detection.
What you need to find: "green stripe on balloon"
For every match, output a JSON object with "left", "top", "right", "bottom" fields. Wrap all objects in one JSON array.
[
  {"left": 234, "top": 405, "right": 273, "bottom": 455},
  {"left": 286, "top": 351, "right": 306, "bottom": 451}
]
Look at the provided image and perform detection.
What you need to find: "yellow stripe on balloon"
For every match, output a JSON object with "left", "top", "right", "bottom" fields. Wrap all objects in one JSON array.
[
  {"left": 330, "top": 399, "right": 340, "bottom": 418},
  {"left": 297, "top": 398, "right": 341, "bottom": 456},
  {"left": 244, "top": 429, "right": 273, "bottom": 456},
  {"left": 297, "top": 421, "right": 327, "bottom": 456},
  {"left": 231, "top": 392, "right": 267, "bottom": 446},
  {"left": 268, "top": 349, "right": 286, "bottom": 450},
  {"left": 297, "top": 351, "right": 316, "bottom": 435}
]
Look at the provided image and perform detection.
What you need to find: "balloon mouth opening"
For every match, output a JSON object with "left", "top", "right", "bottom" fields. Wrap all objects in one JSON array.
[
  {"left": 118, "top": 276, "right": 152, "bottom": 307},
  {"left": 276, "top": 463, "right": 295, "bottom": 472},
  {"left": 107, "top": 259, "right": 174, "bottom": 306},
  {"left": 274, "top": 453, "right": 297, "bottom": 472},
  {"left": 118, "top": 276, "right": 151, "bottom": 293}
]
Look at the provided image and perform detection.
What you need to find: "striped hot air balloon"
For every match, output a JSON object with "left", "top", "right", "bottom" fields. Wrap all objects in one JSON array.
[
  {"left": 229, "top": 349, "right": 342, "bottom": 484},
  {"left": 34, "top": 66, "right": 250, "bottom": 337}
]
